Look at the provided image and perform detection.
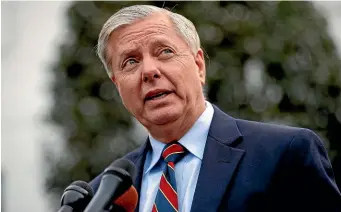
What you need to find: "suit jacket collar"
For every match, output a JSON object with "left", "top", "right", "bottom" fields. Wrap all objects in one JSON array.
[
  {"left": 129, "top": 140, "right": 150, "bottom": 195},
  {"left": 208, "top": 104, "right": 243, "bottom": 145},
  {"left": 131, "top": 104, "right": 245, "bottom": 212}
]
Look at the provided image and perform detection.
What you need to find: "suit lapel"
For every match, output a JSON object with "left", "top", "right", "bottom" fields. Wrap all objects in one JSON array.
[
  {"left": 190, "top": 105, "right": 245, "bottom": 212},
  {"left": 132, "top": 151, "right": 145, "bottom": 197}
]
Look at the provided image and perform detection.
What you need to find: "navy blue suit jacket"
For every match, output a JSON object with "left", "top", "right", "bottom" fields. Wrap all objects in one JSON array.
[{"left": 90, "top": 105, "right": 341, "bottom": 211}]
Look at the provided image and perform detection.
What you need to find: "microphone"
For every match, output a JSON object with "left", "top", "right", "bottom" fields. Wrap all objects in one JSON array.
[
  {"left": 84, "top": 158, "right": 137, "bottom": 212},
  {"left": 58, "top": 180, "right": 94, "bottom": 212},
  {"left": 111, "top": 185, "right": 138, "bottom": 212}
]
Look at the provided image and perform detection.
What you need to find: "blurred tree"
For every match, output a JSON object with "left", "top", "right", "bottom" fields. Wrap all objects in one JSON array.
[{"left": 44, "top": 1, "right": 341, "bottom": 209}]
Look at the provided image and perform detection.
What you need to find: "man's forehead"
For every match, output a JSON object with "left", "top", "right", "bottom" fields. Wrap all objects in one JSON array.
[
  {"left": 116, "top": 15, "right": 173, "bottom": 38},
  {"left": 108, "top": 18, "right": 184, "bottom": 52},
  {"left": 106, "top": 12, "right": 192, "bottom": 60},
  {"left": 115, "top": 27, "right": 172, "bottom": 44}
]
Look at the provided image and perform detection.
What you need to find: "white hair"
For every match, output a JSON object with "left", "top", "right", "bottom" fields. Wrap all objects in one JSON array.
[{"left": 96, "top": 5, "right": 201, "bottom": 77}]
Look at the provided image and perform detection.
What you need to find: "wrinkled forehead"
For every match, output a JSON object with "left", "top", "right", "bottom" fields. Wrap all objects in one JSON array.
[
  {"left": 106, "top": 13, "right": 188, "bottom": 57},
  {"left": 115, "top": 23, "right": 175, "bottom": 46}
]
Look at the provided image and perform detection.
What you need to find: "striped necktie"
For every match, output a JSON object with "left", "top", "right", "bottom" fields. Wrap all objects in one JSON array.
[{"left": 152, "top": 142, "right": 187, "bottom": 212}]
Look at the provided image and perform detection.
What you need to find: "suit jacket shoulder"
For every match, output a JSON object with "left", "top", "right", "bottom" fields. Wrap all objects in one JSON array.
[{"left": 192, "top": 105, "right": 341, "bottom": 211}]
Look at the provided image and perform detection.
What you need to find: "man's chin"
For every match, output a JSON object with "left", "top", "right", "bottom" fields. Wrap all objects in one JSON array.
[{"left": 146, "top": 111, "right": 181, "bottom": 126}]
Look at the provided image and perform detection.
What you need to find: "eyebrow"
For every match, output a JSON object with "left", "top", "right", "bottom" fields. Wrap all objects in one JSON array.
[
  {"left": 120, "top": 48, "right": 138, "bottom": 60},
  {"left": 116, "top": 38, "right": 175, "bottom": 62},
  {"left": 150, "top": 38, "right": 173, "bottom": 48}
]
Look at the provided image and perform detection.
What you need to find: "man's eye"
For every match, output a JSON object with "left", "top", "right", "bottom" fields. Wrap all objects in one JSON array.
[
  {"left": 123, "top": 58, "right": 138, "bottom": 68},
  {"left": 158, "top": 48, "right": 174, "bottom": 58},
  {"left": 161, "top": 48, "right": 173, "bottom": 54}
]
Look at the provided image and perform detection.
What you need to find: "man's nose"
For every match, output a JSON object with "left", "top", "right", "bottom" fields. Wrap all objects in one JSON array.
[{"left": 141, "top": 58, "right": 161, "bottom": 83}]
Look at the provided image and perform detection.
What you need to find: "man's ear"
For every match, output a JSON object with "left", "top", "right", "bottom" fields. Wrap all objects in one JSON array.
[{"left": 195, "top": 48, "right": 206, "bottom": 86}]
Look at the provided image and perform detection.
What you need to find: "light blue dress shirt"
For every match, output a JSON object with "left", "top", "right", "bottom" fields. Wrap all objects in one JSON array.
[{"left": 139, "top": 101, "right": 214, "bottom": 212}]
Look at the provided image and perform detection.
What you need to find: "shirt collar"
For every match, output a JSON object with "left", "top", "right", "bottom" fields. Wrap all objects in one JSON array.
[{"left": 144, "top": 101, "right": 214, "bottom": 175}]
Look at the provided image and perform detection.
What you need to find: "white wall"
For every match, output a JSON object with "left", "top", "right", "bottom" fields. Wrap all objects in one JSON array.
[{"left": 2, "top": 2, "right": 69, "bottom": 211}]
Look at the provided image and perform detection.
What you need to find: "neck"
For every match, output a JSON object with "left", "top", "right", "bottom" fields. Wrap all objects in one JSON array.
[{"left": 148, "top": 100, "right": 206, "bottom": 143}]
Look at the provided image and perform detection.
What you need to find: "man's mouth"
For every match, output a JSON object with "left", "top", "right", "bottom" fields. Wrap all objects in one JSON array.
[{"left": 145, "top": 91, "right": 172, "bottom": 101}]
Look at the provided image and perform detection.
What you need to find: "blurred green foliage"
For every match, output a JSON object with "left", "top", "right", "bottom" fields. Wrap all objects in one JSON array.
[{"left": 45, "top": 1, "right": 341, "bottom": 208}]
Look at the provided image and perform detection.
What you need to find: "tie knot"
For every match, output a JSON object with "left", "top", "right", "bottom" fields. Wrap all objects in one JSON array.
[{"left": 161, "top": 142, "right": 186, "bottom": 163}]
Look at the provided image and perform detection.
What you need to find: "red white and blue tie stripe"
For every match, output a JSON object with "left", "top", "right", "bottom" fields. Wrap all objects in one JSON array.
[{"left": 152, "top": 142, "right": 186, "bottom": 212}]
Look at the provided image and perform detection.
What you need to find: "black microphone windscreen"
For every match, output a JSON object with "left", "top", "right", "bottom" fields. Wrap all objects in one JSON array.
[
  {"left": 59, "top": 180, "right": 94, "bottom": 212},
  {"left": 70, "top": 180, "right": 94, "bottom": 197},
  {"left": 106, "top": 158, "right": 137, "bottom": 180},
  {"left": 83, "top": 159, "right": 136, "bottom": 212}
]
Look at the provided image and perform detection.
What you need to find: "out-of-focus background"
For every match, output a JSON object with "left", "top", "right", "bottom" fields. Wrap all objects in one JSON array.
[{"left": 2, "top": 1, "right": 341, "bottom": 211}]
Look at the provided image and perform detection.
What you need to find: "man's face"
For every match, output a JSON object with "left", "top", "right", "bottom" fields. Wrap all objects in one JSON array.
[{"left": 108, "top": 13, "right": 206, "bottom": 129}]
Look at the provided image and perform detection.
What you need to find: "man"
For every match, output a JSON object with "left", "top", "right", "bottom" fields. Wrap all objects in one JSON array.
[{"left": 90, "top": 5, "right": 341, "bottom": 212}]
